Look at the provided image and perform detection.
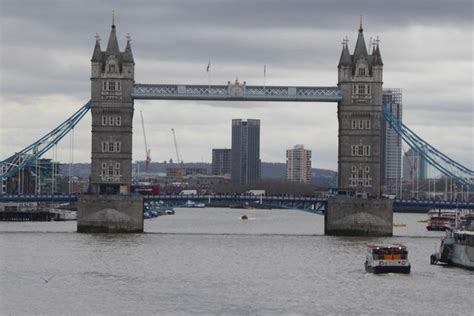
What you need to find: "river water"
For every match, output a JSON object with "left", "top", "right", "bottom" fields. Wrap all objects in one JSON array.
[{"left": 0, "top": 208, "right": 472, "bottom": 315}]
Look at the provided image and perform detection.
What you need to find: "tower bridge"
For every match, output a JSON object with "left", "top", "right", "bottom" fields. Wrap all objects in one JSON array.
[
  {"left": 90, "top": 20, "right": 384, "bottom": 199},
  {"left": 1, "top": 19, "right": 472, "bottom": 235}
]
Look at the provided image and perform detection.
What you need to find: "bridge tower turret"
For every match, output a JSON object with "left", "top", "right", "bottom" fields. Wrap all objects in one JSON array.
[
  {"left": 337, "top": 22, "right": 383, "bottom": 197},
  {"left": 89, "top": 21, "right": 135, "bottom": 194}
]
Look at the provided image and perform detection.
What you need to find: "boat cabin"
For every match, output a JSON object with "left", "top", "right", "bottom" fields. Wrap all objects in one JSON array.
[
  {"left": 365, "top": 243, "right": 411, "bottom": 273},
  {"left": 367, "top": 244, "right": 408, "bottom": 260}
]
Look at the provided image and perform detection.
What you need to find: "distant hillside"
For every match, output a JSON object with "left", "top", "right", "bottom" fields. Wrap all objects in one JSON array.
[
  {"left": 60, "top": 161, "right": 336, "bottom": 186},
  {"left": 261, "top": 162, "right": 336, "bottom": 187}
]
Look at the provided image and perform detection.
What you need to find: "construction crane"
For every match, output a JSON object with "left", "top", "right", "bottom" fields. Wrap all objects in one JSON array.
[
  {"left": 140, "top": 110, "right": 151, "bottom": 173},
  {"left": 171, "top": 128, "right": 184, "bottom": 182}
]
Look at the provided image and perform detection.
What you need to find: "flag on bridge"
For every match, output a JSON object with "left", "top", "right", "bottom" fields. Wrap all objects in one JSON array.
[{"left": 207, "top": 61, "right": 211, "bottom": 73}]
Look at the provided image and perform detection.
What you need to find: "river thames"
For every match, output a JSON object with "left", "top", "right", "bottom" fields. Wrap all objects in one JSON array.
[{"left": 1, "top": 208, "right": 472, "bottom": 315}]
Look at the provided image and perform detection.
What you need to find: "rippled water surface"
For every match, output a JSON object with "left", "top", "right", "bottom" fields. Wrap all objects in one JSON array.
[{"left": 1, "top": 209, "right": 472, "bottom": 315}]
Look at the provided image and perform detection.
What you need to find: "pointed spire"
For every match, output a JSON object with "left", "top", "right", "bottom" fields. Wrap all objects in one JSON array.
[
  {"left": 338, "top": 37, "right": 351, "bottom": 67},
  {"left": 91, "top": 33, "right": 103, "bottom": 62},
  {"left": 123, "top": 33, "right": 135, "bottom": 64},
  {"left": 106, "top": 16, "right": 120, "bottom": 55},
  {"left": 353, "top": 19, "right": 368, "bottom": 61},
  {"left": 373, "top": 36, "right": 383, "bottom": 66}
]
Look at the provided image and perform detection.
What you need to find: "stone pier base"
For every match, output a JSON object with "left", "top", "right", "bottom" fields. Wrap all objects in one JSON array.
[
  {"left": 325, "top": 197, "right": 393, "bottom": 236},
  {"left": 77, "top": 195, "right": 143, "bottom": 233}
]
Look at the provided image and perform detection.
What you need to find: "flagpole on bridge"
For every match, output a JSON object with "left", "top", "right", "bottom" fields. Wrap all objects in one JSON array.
[
  {"left": 263, "top": 64, "right": 266, "bottom": 93},
  {"left": 207, "top": 61, "right": 211, "bottom": 94}
]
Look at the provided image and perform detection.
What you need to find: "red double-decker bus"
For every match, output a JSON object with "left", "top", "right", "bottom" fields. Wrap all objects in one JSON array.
[{"left": 131, "top": 184, "right": 160, "bottom": 195}]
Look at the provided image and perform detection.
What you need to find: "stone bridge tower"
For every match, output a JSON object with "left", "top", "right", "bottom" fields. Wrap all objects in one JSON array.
[
  {"left": 77, "top": 20, "right": 143, "bottom": 233},
  {"left": 326, "top": 22, "right": 392, "bottom": 237},
  {"left": 337, "top": 22, "right": 383, "bottom": 197},
  {"left": 90, "top": 21, "right": 135, "bottom": 194}
]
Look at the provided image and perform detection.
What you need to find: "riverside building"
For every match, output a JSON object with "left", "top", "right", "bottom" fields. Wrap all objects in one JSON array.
[
  {"left": 286, "top": 145, "right": 312, "bottom": 184},
  {"left": 212, "top": 149, "right": 231, "bottom": 177}
]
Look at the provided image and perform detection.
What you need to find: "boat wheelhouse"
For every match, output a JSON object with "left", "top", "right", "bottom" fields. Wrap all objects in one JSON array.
[{"left": 365, "top": 244, "right": 411, "bottom": 274}]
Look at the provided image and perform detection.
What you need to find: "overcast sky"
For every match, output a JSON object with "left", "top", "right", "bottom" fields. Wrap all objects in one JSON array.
[{"left": 0, "top": 0, "right": 472, "bottom": 171}]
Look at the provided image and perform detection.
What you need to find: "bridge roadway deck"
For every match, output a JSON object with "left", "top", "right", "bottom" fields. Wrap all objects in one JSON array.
[
  {"left": 132, "top": 83, "right": 342, "bottom": 102},
  {"left": 0, "top": 194, "right": 473, "bottom": 210}
]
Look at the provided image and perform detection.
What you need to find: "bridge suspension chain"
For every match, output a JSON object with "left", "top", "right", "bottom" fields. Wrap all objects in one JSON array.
[
  {"left": 382, "top": 106, "right": 473, "bottom": 189},
  {"left": 0, "top": 100, "right": 91, "bottom": 181}
]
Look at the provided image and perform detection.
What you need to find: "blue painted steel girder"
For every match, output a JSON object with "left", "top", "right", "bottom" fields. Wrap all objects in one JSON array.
[
  {"left": 0, "top": 101, "right": 91, "bottom": 180},
  {"left": 382, "top": 105, "right": 473, "bottom": 190},
  {"left": 132, "top": 83, "right": 342, "bottom": 102}
]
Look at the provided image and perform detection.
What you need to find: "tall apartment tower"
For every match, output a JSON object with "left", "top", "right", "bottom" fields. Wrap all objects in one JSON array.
[
  {"left": 90, "top": 21, "right": 135, "bottom": 194},
  {"left": 337, "top": 22, "right": 383, "bottom": 197},
  {"left": 212, "top": 148, "right": 231, "bottom": 176},
  {"left": 381, "top": 89, "right": 403, "bottom": 196},
  {"left": 286, "top": 145, "right": 312, "bottom": 184},
  {"left": 402, "top": 149, "right": 427, "bottom": 181},
  {"left": 231, "top": 119, "right": 261, "bottom": 184}
]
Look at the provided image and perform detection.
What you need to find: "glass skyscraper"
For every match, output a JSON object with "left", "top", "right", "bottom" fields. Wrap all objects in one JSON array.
[{"left": 381, "top": 88, "right": 402, "bottom": 196}]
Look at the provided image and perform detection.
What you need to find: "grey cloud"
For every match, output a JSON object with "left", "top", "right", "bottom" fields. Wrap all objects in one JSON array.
[{"left": 0, "top": 0, "right": 472, "bottom": 168}]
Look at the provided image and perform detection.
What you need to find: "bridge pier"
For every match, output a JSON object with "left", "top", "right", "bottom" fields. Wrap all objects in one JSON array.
[
  {"left": 77, "top": 195, "right": 143, "bottom": 233},
  {"left": 324, "top": 197, "right": 393, "bottom": 236}
]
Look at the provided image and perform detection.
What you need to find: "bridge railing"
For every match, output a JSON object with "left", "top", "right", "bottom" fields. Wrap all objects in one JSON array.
[{"left": 0, "top": 193, "right": 473, "bottom": 209}]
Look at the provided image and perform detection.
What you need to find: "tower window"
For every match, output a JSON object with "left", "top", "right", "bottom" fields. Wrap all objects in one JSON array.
[
  {"left": 358, "top": 85, "right": 365, "bottom": 94},
  {"left": 101, "top": 161, "right": 122, "bottom": 182},
  {"left": 365, "top": 120, "right": 371, "bottom": 129},
  {"left": 102, "top": 116, "right": 108, "bottom": 126},
  {"left": 352, "top": 120, "right": 357, "bottom": 129},
  {"left": 116, "top": 116, "right": 122, "bottom": 126},
  {"left": 103, "top": 81, "right": 107, "bottom": 91},
  {"left": 359, "top": 68, "right": 366, "bottom": 76},
  {"left": 363, "top": 146, "right": 368, "bottom": 156},
  {"left": 109, "top": 64, "right": 116, "bottom": 72},
  {"left": 101, "top": 141, "right": 121, "bottom": 153},
  {"left": 109, "top": 82, "right": 116, "bottom": 91}
]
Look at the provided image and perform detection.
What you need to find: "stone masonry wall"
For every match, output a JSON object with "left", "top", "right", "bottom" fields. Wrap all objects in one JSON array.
[
  {"left": 325, "top": 197, "right": 393, "bottom": 236},
  {"left": 77, "top": 195, "right": 143, "bottom": 233}
]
